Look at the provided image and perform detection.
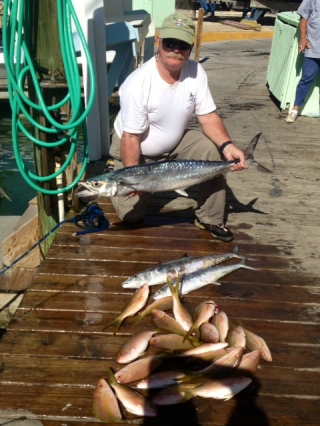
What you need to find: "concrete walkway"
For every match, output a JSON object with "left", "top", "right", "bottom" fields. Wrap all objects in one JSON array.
[{"left": 197, "top": 10, "right": 275, "bottom": 42}]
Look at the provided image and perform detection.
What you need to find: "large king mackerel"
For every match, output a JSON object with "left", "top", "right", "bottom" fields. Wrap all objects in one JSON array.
[{"left": 77, "top": 133, "right": 272, "bottom": 198}]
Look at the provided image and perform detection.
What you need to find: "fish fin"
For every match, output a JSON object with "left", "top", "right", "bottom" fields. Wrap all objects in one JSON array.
[
  {"left": 223, "top": 395, "right": 233, "bottom": 401},
  {"left": 118, "top": 176, "right": 143, "bottom": 186},
  {"left": 232, "top": 245, "right": 239, "bottom": 255},
  {"left": 0, "top": 187, "right": 11, "bottom": 201},
  {"left": 210, "top": 281, "right": 221, "bottom": 286},
  {"left": 244, "top": 133, "right": 261, "bottom": 158},
  {"left": 244, "top": 133, "right": 272, "bottom": 174},
  {"left": 175, "top": 189, "right": 189, "bottom": 197}
]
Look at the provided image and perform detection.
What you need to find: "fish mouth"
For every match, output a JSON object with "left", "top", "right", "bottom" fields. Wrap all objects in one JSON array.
[{"left": 76, "top": 182, "right": 99, "bottom": 198}]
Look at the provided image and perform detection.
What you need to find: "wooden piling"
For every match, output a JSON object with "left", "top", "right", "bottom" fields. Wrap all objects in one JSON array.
[
  {"left": 26, "top": 0, "right": 77, "bottom": 258},
  {"left": 194, "top": 8, "right": 204, "bottom": 62}
]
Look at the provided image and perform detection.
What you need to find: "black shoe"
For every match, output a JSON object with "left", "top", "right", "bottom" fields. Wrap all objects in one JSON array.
[{"left": 194, "top": 219, "right": 234, "bottom": 242}]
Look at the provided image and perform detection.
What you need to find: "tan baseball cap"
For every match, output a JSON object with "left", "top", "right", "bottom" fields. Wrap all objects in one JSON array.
[{"left": 159, "top": 13, "right": 195, "bottom": 45}]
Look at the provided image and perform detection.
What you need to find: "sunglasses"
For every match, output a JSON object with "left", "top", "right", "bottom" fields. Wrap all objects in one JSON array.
[{"left": 161, "top": 38, "right": 192, "bottom": 51}]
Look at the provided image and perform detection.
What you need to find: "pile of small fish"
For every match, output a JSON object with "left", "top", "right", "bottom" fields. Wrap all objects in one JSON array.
[{"left": 93, "top": 261, "right": 272, "bottom": 422}]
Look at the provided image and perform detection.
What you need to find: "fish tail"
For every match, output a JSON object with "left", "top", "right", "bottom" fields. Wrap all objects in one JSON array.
[
  {"left": 166, "top": 275, "right": 179, "bottom": 299},
  {"left": 105, "top": 366, "right": 118, "bottom": 388},
  {"left": 244, "top": 133, "right": 272, "bottom": 173},
  {"left": 242, "top": 263, "right": 259, "bottom": 271},
  {"left": 102, "top": 315, "right": 123, "bottom": 334},
  {"left": 112, "top": 318, "right": 124, "bottom": 335},
  {"left": 133, "top": 312, "right": 144, "bottom": 326},
  {"left": 243, "top": 265, "right": 259, "bottom": 270},
  {"left": 182, "top": 327, "right": 199, "bottom": 347},
  {"left": 166, "top": 275, "right": 185, "bottom": 308},
  {"left": 102, "top": 319, "right": 116, "bottom": 331},
  {"left": 233, "top": 244, "right": 247, "bottom": 261},
  {"left": 180, "top": 388, "right": 196, "bottom": 403},
  {"left": 233, "top": 245, "right": 258, "bottom": 262},
  {"left": 167, "top": 275, "right": 194, "bottom": 346},
  {"left": 183, "top": 329, "right": 192, "bottom": 343},
  {"left": 239, "top": 258, "right": 259, "bottom": 271}
]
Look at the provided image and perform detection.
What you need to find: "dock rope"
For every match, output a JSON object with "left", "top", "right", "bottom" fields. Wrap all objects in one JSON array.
[
  {"left": 2, "top": 0, "right": 96, "bottom": 194},
  {"left": 0, "top": 203, "right": 109, "bottom": 276}
]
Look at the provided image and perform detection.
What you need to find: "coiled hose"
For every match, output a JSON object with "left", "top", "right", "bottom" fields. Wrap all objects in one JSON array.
[{"left": 2, "top": 0, "right": 96, "bottom": 194}]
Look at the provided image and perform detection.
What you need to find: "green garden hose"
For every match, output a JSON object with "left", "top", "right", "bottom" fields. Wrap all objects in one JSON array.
[{"left": 2, "top": 0, "right": 96, "bottom": 195}]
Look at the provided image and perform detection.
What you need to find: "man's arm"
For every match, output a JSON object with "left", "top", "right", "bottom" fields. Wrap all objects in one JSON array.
[
  {"left": 298, "top": 17, "right": 310, "bottom": 53},
  {"left": 120, "top": 131, "right": 142, "bottom": 167},
  {"left": 197, "top": 111, "right": 247, "bottom": 171}
]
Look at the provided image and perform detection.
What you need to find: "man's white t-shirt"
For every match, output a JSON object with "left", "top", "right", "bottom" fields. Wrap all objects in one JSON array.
[{"left": 114, "top": 57, "right": 216, "bottom": 156}]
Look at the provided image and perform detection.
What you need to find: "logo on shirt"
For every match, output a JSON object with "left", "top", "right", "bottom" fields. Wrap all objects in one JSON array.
[{"left": 187, "top": 92, "right": 196, "bottom": 110}]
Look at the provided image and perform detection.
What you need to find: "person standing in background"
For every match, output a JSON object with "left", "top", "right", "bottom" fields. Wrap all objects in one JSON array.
[{"left": 286, "top": 0, "right": 320, "bottom": 123}]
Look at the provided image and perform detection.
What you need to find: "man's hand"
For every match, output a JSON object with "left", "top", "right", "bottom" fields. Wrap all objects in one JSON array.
[
  {"left": 221, "top": 143, "right": 247, "bottom": 172},
  {"left": 298, "top": 37, "right": 310, "bottom": 53}
]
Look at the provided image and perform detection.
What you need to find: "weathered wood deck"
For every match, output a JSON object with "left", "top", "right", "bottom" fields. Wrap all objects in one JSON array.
[{"left": 0, "top": 38, "right": 320, "bottom": 425}]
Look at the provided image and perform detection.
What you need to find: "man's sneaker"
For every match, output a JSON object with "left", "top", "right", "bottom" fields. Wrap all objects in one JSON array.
[
  {"left": 285, "top": 111, "right": 298, "bottom": 123},
  {"left": 194, "top": 219, "right": 234, "bottom": 242}
]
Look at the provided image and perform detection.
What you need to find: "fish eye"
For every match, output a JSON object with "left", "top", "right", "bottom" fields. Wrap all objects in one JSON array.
[{"left": 92, "top": 181, "right": 100, "bottom": 188}]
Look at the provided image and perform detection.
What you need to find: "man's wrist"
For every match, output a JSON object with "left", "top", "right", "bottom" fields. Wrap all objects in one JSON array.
[{"left": 219, "top": 141, "right": 233, "bottom": 155}]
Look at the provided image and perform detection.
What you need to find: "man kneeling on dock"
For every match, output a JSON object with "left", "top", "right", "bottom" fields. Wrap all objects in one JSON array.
[{"left": 109, "top": 12, "right": 247, "bottom": 242}]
